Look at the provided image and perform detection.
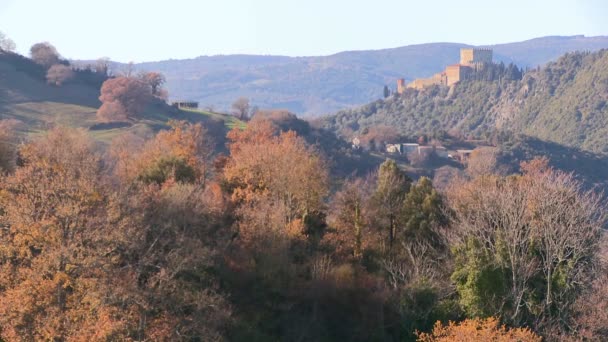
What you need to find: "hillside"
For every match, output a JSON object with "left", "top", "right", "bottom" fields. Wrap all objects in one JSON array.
[
  {"left": 0, "top": 51, "right": 244, "bottom": 145},
  {"left": 322, "top": 49, "right": 608, "bottom": 155},
  {"left": 0, "top": 51, "right": 377, "bottom": 176},
  {"left": 124, "top": 35, "right": 608, "bottom": 116}
]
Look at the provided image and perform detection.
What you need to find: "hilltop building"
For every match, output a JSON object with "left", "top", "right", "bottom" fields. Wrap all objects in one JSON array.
[
  {"left": 460, "top": 48, "right": 493, "bottom": 66},
  {"left": 397, "top": 79, "right": 406, "bottom": 94},
  {"left": 398, "top": 48, "right": 493, "bottom": 92},
  {"left": 172, "top": 101, "right": 199, "bottom": 109}
]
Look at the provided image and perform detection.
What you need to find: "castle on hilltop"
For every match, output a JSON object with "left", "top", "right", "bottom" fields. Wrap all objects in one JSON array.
[{"left": 398, "top": 48, "right": 493, "bottom": 92}]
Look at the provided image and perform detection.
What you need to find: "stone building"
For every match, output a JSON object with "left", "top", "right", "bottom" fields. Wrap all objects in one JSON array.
[
  {"left": 172, "top": 101, "right": 199, "bottom": 109},
  {"left": 445, "top": 64, "right": 473, "bottom": 86},
  {"left": 397, "top": 48, "right": 493, "bottom": 93},
  {"left": 397, "top": 78, "right": 406, "bottom": 94},
  {"left": 460, "top": 48, "right": 493, "bottom": 66}
]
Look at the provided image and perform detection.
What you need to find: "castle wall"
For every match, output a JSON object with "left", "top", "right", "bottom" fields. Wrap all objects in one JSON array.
[
  {"left": 401, "top": 48, "right": 492, "bottom": 91},
  {"left": 445, "top": 64, "right": 472, "bottom": 86},
  {"left": 406, "top": 72, "right": 446, "bottom": 90}
]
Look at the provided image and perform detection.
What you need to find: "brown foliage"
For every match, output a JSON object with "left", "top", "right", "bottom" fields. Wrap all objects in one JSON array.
[
  {"left": 0, "top": 125, "right": 230, "bottom": 340},
  {"left": 46, "top": 64, "right": 74, "bottom": 86},
  {"left": 107, "top": 180, "right": 231, "bottom": 340},
  {"left": 0, "top": 127, "right": 122, "bottom": 340},
  {"left": 224, "top": 120, "right": 328, "bottom": 245},
  {"left": 110, "top": 121, "right": 213, "bottom": 185},
  {"left": 466, "top": 147, "right": 500, "bottom": 177},
  {"left": 30, "top": 42, "right": 60, "bottom": 68},
  {"left": 359, "top": 125, "right": 399, "bottom": 151},
  {"left": 417, "top": 318, "right": 541, "bottom": 342},
  {"left": 0, "top": 119, "right": 20, "bottom": 172},
  {"left": 140, "top": 72, "right": 166, "bottom": 98},
  {"left": 328, "top": 177, "right": 373, "bottom": 259},
  {"left": 97, "top": 76, "right": 152, "bottom": 122}
]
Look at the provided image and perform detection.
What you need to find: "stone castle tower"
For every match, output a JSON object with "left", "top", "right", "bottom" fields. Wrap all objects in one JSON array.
[
  {"left": 397, "top": 78, "right": 406, "bottom": 94},
  {"left": 460, "top": 48, "right": 493, "bottom": 66},
  {"left": 397, "top": 48, "right": 494, "bottom": 92}
]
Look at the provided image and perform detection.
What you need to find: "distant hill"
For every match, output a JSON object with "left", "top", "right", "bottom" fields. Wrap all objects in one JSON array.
[
  {"left": 322, "top": 49, "right": 608, "bottom": 154},
  {"left": 121, "top": 35, "right": 608, "bottom": 116},
  {"left": 319, "top": 49, "right": 608, "bottom": 188}
]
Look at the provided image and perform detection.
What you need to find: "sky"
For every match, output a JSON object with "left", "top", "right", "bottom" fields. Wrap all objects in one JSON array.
[{"left": 0, "top": 0, "right": 607, "bottom": 63}]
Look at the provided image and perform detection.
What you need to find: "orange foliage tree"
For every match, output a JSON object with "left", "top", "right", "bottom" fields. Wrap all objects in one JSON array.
[
  {"left": 416, "top": 317, "right": 541, "bottom": 342},
  {"left": 0, "top": 127, "right": 125, "bottom": 340},
  {"left": 97, "top": 76, "right": 153, "bottom": 122},
  {"left": 224, "top": 119, "right": 328, "bottom": 243},
  {"left": 110, "top": 120, "right": 213, "bottom": 185}
]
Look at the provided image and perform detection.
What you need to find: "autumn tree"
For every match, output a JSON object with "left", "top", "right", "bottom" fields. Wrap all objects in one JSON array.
[
  {"left": 0, "top": 127, "right": 124, "bottom": 340},
  {"left": 109, "top": 120, "right": 213, "bottom": 185},
  {"left": 0, "top": 119, "right": 20, "bottom": 172},
  {"left": 417, "top": 317, "right": 541, "bottom": 342},
  {"left": 0, "top": 31, "right": 16, "bottom": 52},
  {"left": 107, "top": 180, "right": 232, "bottom": 340},
  {"left": 224, "top": 119, "right": 328, "bottom": 244},
  {"left": 46, "top": 64, "right": 74, "bottom": 86},
  {"left": 232, "top": 97, "right": 250, "bottom": 121},
  {"left": 30, "top": 42, "right": 60, "bottom": 68},
  {"left": 466, "top": 147, "right": 500, "bottom": 178},
  {"left": 103, "top": 118, "right": 230, "bottom": 340},
  {"left": 329, "top": 177, "right": 373, "bottom": 259},
  {"left": 141, "top": 71, "right": 166, "bottom": 98},
  {"left": 97, "top": 76, "right": 153, "bottom": 122}
]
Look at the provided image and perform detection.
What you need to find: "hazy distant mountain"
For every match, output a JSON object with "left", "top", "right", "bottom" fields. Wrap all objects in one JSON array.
[{"left": 127, "top": 35, "right": 608, "bottom": 116}]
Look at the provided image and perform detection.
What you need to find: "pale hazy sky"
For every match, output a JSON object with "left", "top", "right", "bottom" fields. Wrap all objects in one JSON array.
[{"left": 0, "top": 0, "right": 606, "bottom": 62}]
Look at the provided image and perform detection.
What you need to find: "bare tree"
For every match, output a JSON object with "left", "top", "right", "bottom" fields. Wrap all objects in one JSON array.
[
  {"left": 466, "top": 147, "right": 500, "bottom": 178},
  {"left": 522, "top": 160, "right": 603, "bottom": 328},
  {"left": 0, "top": 31, "right": 16, "bottom": 52},
  {"left": 46, "top": 64, "right": 74, "bottom": 86},
  {"left": 122, "top": 61, "right": 135, "bottom": 77},
  {"left": 448, "top": 158, "right": 605, "bottom": 332},
  {"left": 232, "top": 97, "right": 250, "bottom": 120},
  {"left": 95, "top": 57, "right": 111, "bottom": 76},
  {"left": 448, "top": 175, "right": 538, "bottom": 325}
]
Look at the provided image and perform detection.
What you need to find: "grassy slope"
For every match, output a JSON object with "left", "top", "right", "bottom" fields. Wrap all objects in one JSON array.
[{"left": 0, "top": 52, "right": 244, "bottom": 145}]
